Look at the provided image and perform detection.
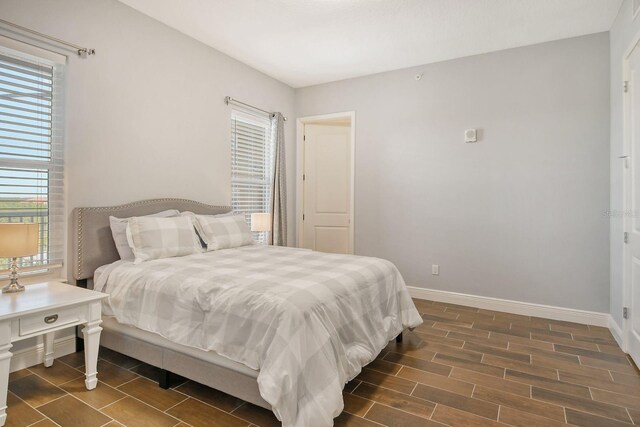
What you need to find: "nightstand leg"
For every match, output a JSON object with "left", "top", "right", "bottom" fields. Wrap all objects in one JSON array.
[
  {"left": 43, "top": 333, "right": 54, "bottom": 367},
  {"left": 82, "top": 318, "right": 102, "bottom": 390},
  {"left": 0, "top": 323, "right": 12, "bottom": 426}
]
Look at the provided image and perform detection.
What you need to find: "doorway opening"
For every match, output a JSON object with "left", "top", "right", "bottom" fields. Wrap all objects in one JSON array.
[{"left": 296, "top": 112, "right": 355, "bottom": 254}]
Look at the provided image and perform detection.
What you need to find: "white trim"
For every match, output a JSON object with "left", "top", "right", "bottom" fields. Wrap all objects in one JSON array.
[
  {"left": 620, "top": 31, "right": 640, "bottom": 353},
  {"left": 609, "top": 315, "right": 625, "bottom": 348},
  {"left": 9, "top": 335, "right": 75, "bottom": 373},
  {"left": 296, "top": 111, "right": 356, "bottom": 253},
  {"left": 407, "top": 286, "right": 609, "bottom": 327}
]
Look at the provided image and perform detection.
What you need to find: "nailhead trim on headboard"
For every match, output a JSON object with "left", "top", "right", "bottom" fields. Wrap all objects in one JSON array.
[{"left": 76, "top": 207, "right": 83, "bottom": 279}]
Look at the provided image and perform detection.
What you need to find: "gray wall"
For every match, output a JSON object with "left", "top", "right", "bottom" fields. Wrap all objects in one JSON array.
[
  {"left": 610, "top": 1, "right": 639, "bottom": 329},
  {"left": 296, "top": 33, "right": 611, "bottom": 312},
  {"left": 2, "top": 0, "right": 297, "bottom": 270},
  {"left": 1, "top": 0, "right": 296, "bottom": 352}
]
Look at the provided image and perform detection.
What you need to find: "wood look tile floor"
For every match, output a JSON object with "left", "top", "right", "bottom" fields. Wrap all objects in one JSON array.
[{"left": 5, "top": 298, "right": 640, "bottom": 427}]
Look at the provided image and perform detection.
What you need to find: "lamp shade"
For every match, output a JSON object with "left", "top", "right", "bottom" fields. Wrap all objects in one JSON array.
[
  {"left": 0, "top": 223, "right": 39, "bottom": 258},
  {"left": 251, "top": 213, "right": 271, "bottom": 232}
]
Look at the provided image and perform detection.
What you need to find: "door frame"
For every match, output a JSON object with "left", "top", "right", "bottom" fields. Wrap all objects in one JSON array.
[
  {"left": 296, "top": 111, "right": 356, "bottom": 252},
  {"left": 621, "top": 33, "right": 640, "bottom": 353}
]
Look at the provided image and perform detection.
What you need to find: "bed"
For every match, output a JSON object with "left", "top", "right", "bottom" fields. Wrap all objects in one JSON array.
[{"left": 71, "top": 198, "right": 422, "bottom": 427}]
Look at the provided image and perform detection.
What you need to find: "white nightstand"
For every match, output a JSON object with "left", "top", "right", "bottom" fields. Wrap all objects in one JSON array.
[{"left": 0, "top": 282, "right": 107, "bottom": 426}]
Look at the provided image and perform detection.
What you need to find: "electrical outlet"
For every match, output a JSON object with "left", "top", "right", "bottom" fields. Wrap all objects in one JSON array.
[{"left": 432, "top": 264, "right": 439, "bottom": 275}]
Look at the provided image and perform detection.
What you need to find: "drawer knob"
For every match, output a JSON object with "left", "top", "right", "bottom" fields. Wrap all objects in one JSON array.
[{"left": 44, "top": 315, "right": 58, "bottom": 324}]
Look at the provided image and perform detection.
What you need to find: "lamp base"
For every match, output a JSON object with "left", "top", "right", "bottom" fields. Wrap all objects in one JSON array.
[
  {"left": 2, "top": 282, "right": 24, "bottom": 293},
  {"left": 3, "top": 257, "right": 25, "bottom": 293}
]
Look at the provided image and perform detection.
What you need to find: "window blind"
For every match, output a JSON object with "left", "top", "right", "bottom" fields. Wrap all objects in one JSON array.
[
  {"left": 0, "top": 49, "right": 64, "bottom": 272},
  {"left": 231, "top": 109, "right": 273, "bottom": 243}
]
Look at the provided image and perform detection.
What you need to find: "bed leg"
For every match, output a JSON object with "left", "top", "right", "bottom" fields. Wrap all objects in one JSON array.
[
  {"left": 159, "top": 369, "right": 170, "bottom": 389},
  {"left": 396, "top": 332, "right": 403, "bottom": 343}
]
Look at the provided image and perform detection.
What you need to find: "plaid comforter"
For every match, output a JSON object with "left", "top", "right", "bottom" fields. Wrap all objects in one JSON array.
[{"left": 94, "top": 245, "right": 422, "bottom": 427}]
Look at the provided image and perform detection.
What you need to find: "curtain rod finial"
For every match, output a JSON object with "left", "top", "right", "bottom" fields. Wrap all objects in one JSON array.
[{"left": 77, "top": 48, "right": 96, "bottom": 57}]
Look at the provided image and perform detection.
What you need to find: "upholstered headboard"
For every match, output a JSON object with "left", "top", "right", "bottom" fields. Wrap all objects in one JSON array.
[{"left": 71, "top": 198, "right": 232, "bottom": 281}]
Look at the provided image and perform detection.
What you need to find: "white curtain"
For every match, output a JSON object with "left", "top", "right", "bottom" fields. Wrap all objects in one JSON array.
[{"left": 270, "top": 113, "right": 287, "bottom": 245}]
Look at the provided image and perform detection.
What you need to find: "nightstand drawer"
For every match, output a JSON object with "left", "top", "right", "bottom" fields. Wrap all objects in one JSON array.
[{"left": 19, "top": 306, "right": 82, "bottom": 336}]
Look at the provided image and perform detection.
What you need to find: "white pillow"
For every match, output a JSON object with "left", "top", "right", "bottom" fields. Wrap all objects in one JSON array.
[
  {"left": 194, "top": 214, "right": 254, "bottom": 250},
  {"left": 109, "top": 210, "right": 179, "bottom": 261},
  {"left": 125, "top": 216, "right": 202, "bottom": 264}
]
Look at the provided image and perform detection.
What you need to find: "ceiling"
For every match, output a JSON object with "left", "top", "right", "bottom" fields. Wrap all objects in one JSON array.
[{"left": 118, "top": 0, "right": 623, "bottom": 88}]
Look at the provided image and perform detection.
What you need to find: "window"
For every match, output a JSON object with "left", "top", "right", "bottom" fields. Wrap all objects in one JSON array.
[
  {"left": 0, "top": 46, "right": 64, "bottom": 272},
  {"left": 230, "top": 109, "right": 273, "bottom": 243}
]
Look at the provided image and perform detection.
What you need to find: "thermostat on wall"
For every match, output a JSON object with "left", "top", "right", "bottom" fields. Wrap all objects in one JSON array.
[{"left": 465, "top": 129, "right": 477, "bottom": 143}]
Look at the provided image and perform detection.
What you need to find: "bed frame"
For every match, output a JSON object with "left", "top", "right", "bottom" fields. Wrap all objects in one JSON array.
[
  {"left": 71, "top": 198, "right": 271, "bottom": 408},
  {"left": 70, "top": 198, "right": 402, "bottom": 411}
]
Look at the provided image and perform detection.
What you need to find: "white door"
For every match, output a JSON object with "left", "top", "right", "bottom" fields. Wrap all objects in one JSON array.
[
  {"left": 302, "top": 124, "right": 352, "bottom": 253},
  {"left": 625, "top": 42, "right": 640, "bottom": 364}
]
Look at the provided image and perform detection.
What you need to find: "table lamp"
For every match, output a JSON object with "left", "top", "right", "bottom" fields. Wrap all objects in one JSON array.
[
  {"left": 0, "top": 223, "right": 39, "bottom": 293},
  {"left": 251, "top": 213, "right": 271, "bottom": 244}
]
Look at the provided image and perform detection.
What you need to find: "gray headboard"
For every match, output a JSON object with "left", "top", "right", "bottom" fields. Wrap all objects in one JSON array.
[{"left": 71, "top": 198, "right": 231, "bottom": 281}]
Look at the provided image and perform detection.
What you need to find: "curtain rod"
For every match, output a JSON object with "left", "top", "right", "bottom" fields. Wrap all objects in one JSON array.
[
  {"left": 0, "top": 18, "right": 95, "bottom": 57},
  {"left": 225, "top": 96, "right": 287, "bottom": 121}
]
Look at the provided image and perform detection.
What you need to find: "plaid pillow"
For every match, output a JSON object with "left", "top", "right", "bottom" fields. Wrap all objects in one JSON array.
[
  {"left": 110, "top": 210, "right": 179, "bottom": 261},
  {"left": 126, "top": 216, "right": 202, "bottom": 264},
  {"left": 179, "top": 211, "right": 234, "bottom": 248},
  {"left": 194, "top": 214, "right": 254, "bottom": 250}
]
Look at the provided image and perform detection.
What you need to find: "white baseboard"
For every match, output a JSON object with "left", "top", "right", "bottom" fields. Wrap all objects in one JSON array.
[
  {"left": 9, "top": 335, "right": 76, "bottom": 373},
  {"left": 608, "top": 315, "right": 625, "bottom": 349},
  {"left": 407, "top": 286, "right": 609, "bottom": 327}
]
